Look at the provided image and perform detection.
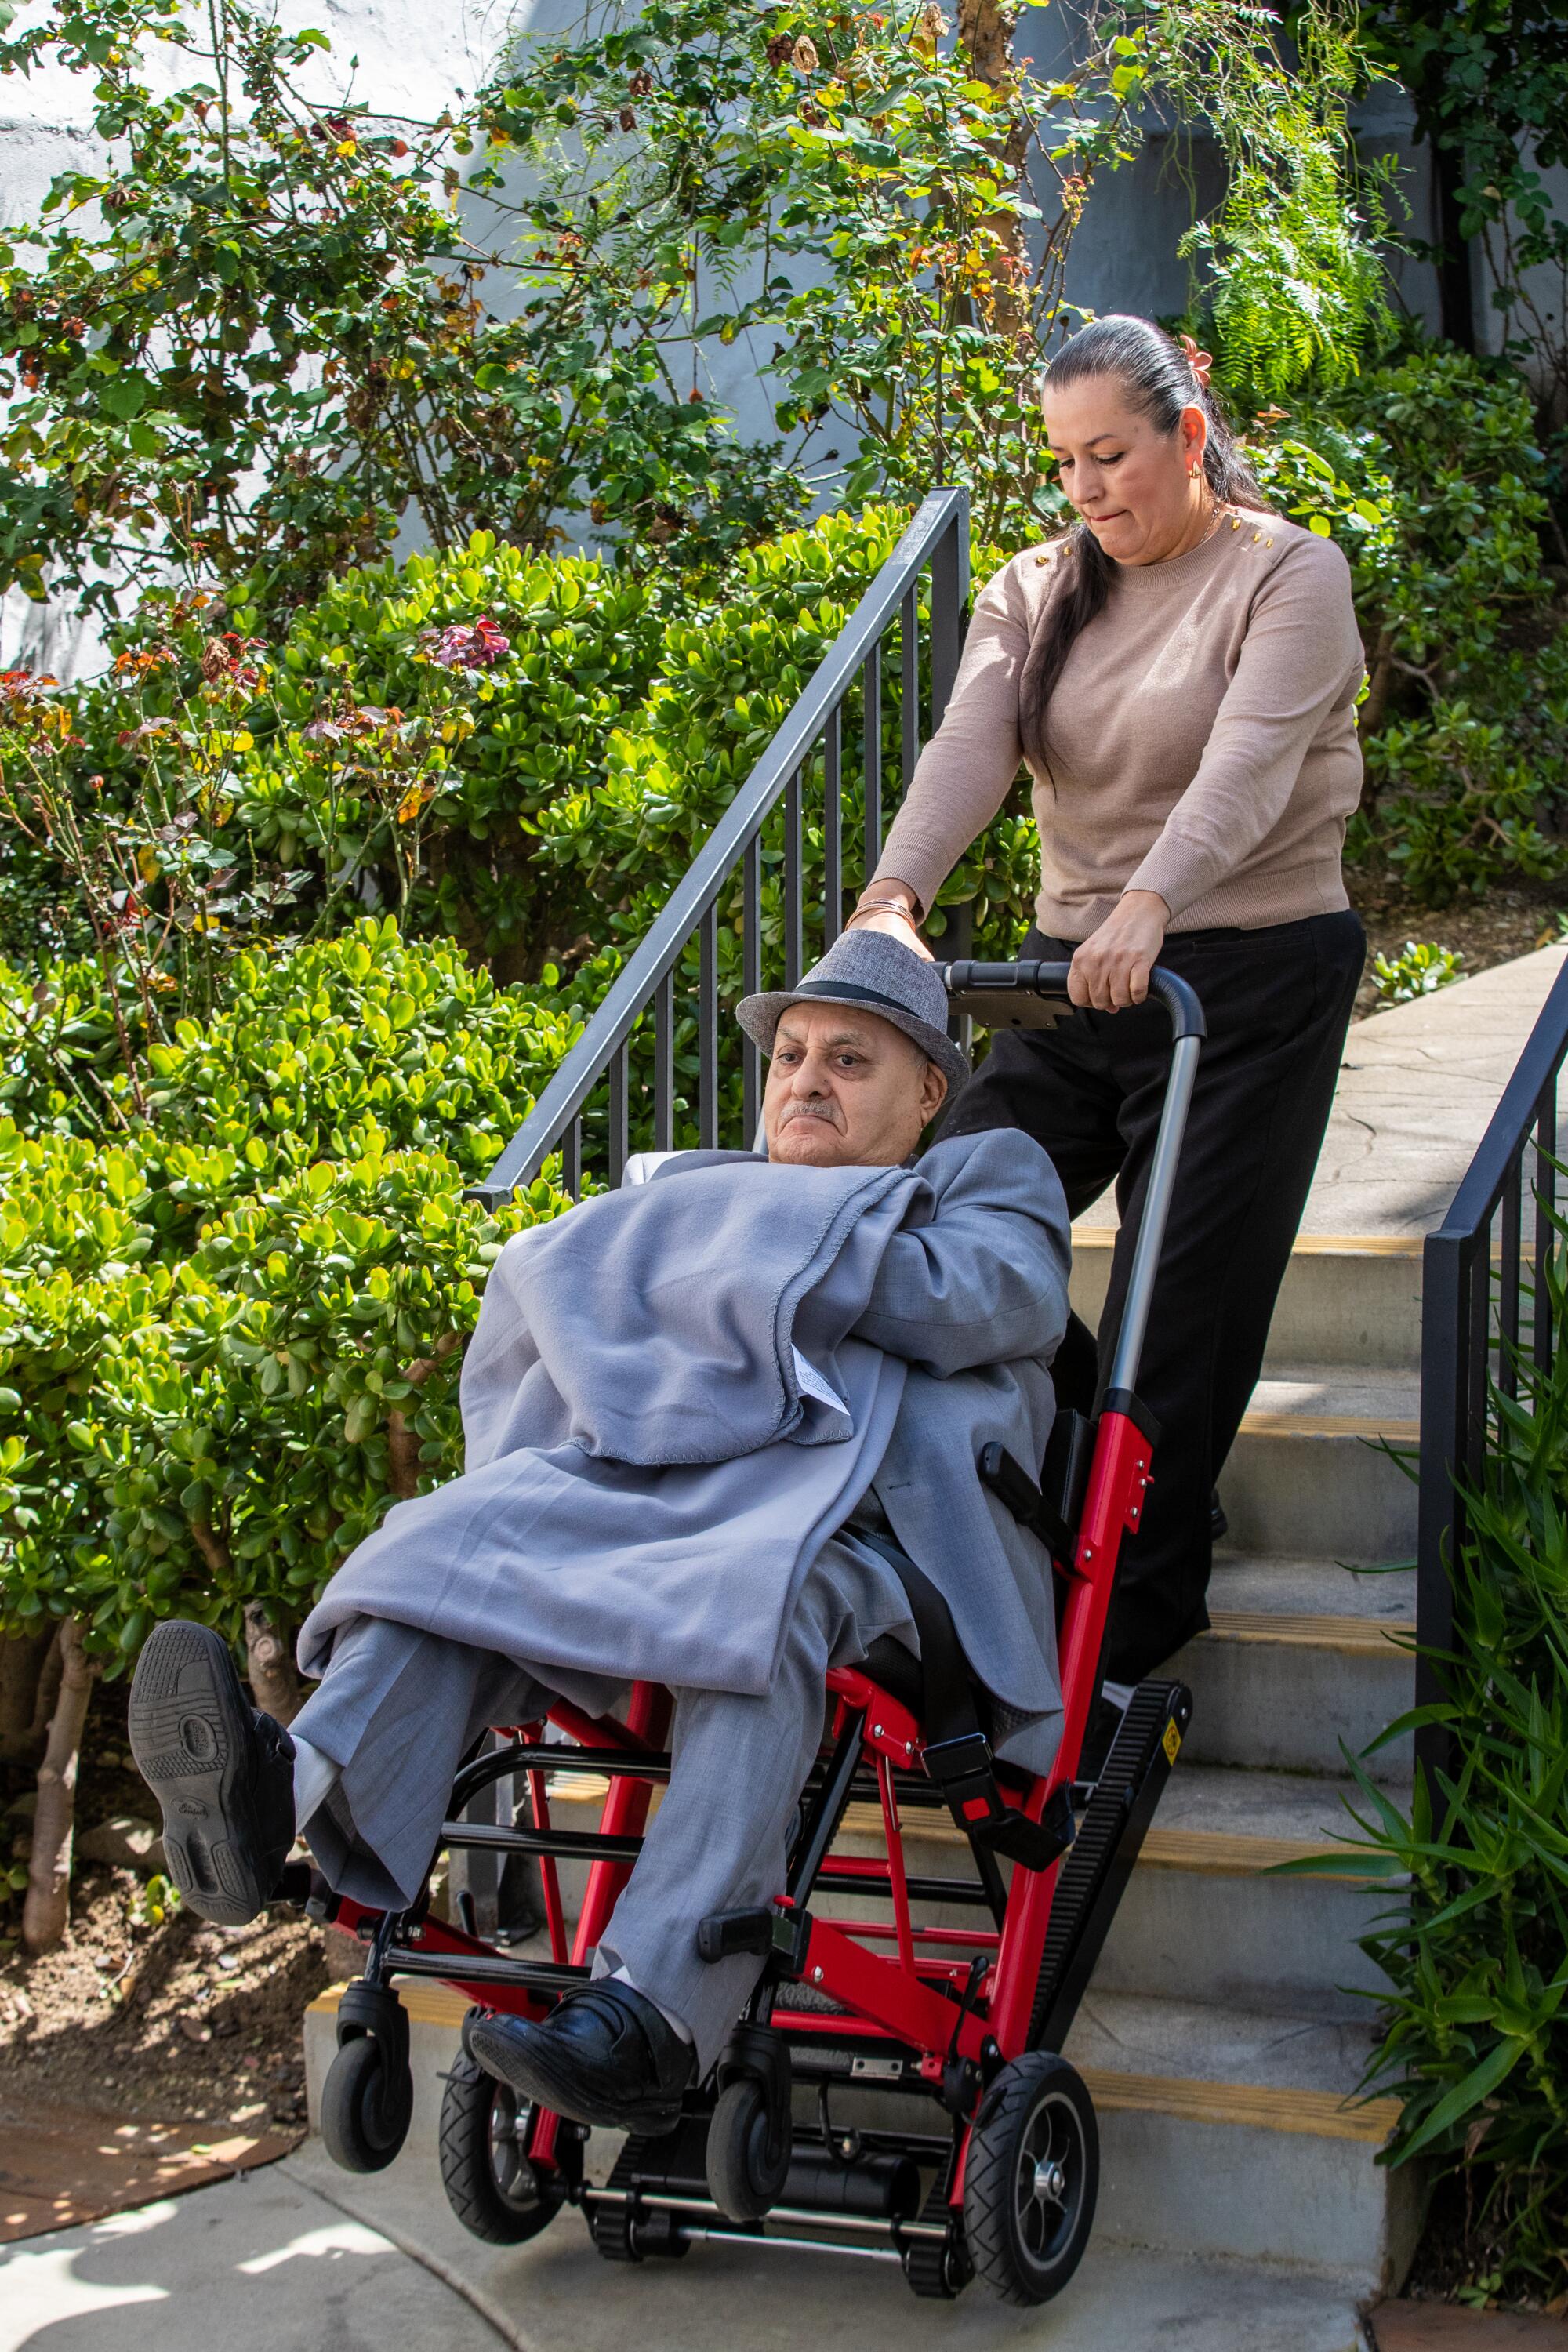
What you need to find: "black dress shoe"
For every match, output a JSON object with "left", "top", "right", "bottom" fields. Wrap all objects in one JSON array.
[
  {"left": 468, "top": 1980, "right": 696, "bottom": 2136},
  {"left": 129, "top": 1620, "right": 296, "bottom": 1925},
  {"left": 1211, "top": 1490, "right": 1229, "bottom": 1544}
]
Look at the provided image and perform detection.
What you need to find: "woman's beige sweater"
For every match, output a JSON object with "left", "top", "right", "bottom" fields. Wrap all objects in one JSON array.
[{"left": 873, "top": 511, "right": 1366, "bottom": 940}]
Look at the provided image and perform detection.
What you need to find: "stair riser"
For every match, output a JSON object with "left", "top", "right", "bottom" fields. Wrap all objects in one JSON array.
[
  {"left": 1070, "top": 1239, "right": 1422, "bottom": 1374},
  {"left": 1218, "top": 1428, "right": 1417, "bottom": 1559},
  {"left": 1094, "top": 1865, "right": 1396, "bottom": 2021},
  {"left": 1174, "top": 1634, "right": 1414, "bottom": 1778},
  {"left": 1088, "top": 2107, "right": 1420, "bottom": 2289}
]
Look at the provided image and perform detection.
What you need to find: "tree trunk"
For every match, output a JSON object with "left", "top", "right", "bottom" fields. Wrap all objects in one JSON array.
[
  {"left": 22, "top": 1617, "right": 97, "bottom": 1955},
  {"left": 243, "top": 1602, "right": 303, "bottom": 1726},
  {"left": 956, "top": 0, "right": 1033, "bottom": 339},
  {"left": 387, "top": 1331, "right": 461, "bottom": 1500},
  {"left": 1432, "top": 140, "right": 1477, "bottom": 354},
  {"left": 0, "top": 1623, "right": 60, "bottom": 1766}
]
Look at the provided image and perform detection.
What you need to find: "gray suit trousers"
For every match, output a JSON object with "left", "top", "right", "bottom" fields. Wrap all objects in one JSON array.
[{"left": 290, "top": 1537, "right": 916, "bottom": 2073}]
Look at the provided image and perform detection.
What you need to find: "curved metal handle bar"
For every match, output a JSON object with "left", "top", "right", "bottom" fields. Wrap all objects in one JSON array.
[
  {"left": 938, "top": 958, "right": 1206, "bottom": 1403},
  {"left": 938, "top": 959, "right": 1206, "bottom": 1043}
]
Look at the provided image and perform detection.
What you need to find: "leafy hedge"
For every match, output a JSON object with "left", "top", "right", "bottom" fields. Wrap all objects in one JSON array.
[
  {"left": 0, "top": 921, "right": 575, "bottom": 1682},
  {"left": 1251, "top": 346, "right": 1568, "bottom": 902},
  {"left": 1342, "top": 1245, "right": 1568, "bottom": 2302}
]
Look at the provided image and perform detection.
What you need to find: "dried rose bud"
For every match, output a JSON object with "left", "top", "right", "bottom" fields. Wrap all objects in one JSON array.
[
  {"left": 619, "top": 106, "right": 637, "bottom": 130},
  {"left": 792, "top": 34, "right": 819, "bottom": 71},
  {"left": 766, "top": 34, "right": 793, "bottom": 65}
]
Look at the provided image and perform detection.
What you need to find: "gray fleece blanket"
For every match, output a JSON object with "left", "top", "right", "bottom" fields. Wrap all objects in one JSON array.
[{"left": 298, "top": 1156, "right": 927, "bottom": 1698}]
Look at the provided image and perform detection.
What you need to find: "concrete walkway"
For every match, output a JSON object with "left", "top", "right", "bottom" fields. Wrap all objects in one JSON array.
[
  {"left": 0, "top": 2143, "right": 1374, "bottom": 2351},
  {"left": 1076, "top": 942, "right": 1568, "bottom": 1238},
  {"left": 1303, "top": 943, "right": 1567, "bottom": 1237}
]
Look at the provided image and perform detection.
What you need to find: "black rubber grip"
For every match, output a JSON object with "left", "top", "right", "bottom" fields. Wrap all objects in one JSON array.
[{"left": 941, "top": 960, "right": 1206, "bottom": 1043}]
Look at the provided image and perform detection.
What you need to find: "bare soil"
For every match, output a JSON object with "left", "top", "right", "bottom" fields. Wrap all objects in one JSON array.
[
  {"left": 1, "top": 1675, "right": 330, "bottom": 2144},
  {"left": 1348, "top": 875, "right": 1565, "bottom": 1021}
]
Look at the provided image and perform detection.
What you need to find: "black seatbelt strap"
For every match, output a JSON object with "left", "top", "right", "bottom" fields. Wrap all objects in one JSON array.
[{"left": 855, "top": 1530, "right": 1073, "bottom": 1874}]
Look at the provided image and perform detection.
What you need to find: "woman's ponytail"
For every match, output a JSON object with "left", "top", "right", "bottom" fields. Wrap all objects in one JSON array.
[{"left": 1020, "top": 316, "right": 1265, "bottom": 769}]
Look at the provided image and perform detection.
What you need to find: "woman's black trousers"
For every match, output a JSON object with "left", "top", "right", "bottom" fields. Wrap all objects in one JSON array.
[{"left": 940, "top": 909, "right": 1366, "bottom": 1687}]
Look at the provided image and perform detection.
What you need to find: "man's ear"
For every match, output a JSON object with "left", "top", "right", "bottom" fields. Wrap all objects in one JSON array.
[{"left": 920, "top": 1059, "right": 949, "bottom": 1126}]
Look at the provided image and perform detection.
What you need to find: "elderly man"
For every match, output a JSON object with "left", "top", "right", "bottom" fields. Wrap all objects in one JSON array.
[{"left": 129, "top": 935, "right": 1071, "bottom": 2138}]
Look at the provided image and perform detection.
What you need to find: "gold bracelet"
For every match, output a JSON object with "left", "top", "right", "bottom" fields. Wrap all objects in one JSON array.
[{"left": 848, "top": 897, "right": 919, "bottom": 925}]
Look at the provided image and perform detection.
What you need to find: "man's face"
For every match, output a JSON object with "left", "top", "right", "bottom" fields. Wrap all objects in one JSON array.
[{"left": 764, "top": 1001, "right": 948, "bottom": 1167}]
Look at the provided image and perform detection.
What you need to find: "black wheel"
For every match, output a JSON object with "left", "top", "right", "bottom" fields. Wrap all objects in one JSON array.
[
  {"left": 705, "top": 2077, "right": 792, "bottom": 2223},
  {"left": 962, "top": 2052, "right": 1098, "bottom": 2307},
  {"left": 321, "top": 2034, "right": 414, "bottom": 2175},
  {"left": 438, "top": 2052, "right": 568, "bottom": 2244},
  {"left": 902, "top": 2232, "right": 971, "bottom": 2299}
]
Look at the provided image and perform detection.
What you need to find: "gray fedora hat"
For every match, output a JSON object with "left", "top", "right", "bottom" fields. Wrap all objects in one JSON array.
[{"left": 736, "top": 928, "right": 970, "bottom": 1094}]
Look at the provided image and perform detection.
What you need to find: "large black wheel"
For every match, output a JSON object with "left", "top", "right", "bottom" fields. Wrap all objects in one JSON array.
[
  {"left": 962, "top": 2051, "right": 1098, "bottom": 2307},
  {"left": 438, "top": 2052, "right": 568, "bottom": 2245},
  {"left": 706, "top": 2078, "right": 792, "bottom": 2223},
  {"left": 321, "top": 2033, "right": 414, "bottom": 2176}
]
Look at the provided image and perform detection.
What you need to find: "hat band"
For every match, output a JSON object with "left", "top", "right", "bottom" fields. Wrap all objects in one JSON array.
[{"left": 788, "top": 978, "right": 941, "bottom": 1024}]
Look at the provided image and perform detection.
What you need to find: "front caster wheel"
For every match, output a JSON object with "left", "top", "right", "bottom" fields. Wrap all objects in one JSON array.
[
  {"left": 321, "top": 2033, "right": 414, "bottom": 2175},
  {"left": 706, "top": 2076, "right": 792, "bottom": 2223},
  {"left": 962, "top": 2050, "right": 1098, "bottom": 2307},
  {"left": 438, "top": 2053, "right": 570, "bottom": 2244}
]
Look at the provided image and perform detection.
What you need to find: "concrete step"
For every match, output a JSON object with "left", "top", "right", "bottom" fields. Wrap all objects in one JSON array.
[
  {"left": 1095, "top": 1762, "right": 1404, "bottom": 2020},
  {"left": 1218, "top": 1368, "right": 1419, "bottom": 1559},
  {"left": 1174, "top": 1555, "right": 1416, "bottom": 1777},
  {"left": 1069, "top": 1228, "right": 1424, "bottom": 1374},
  {"left": 1063, "top": 1988, "right": 1415, "bottom": 2288},
  {"left": 827, "top": 1757, "right": 1402, "bottom": 2023},
  {"left": 304, "top": 1978, "right": 1414, "bottom": 2294}
]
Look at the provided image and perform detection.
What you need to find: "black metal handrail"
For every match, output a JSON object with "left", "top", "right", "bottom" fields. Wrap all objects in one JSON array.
[
  {"left": 474, "top": 489, "right": 971, "bottom": 1207},
  {"left": 1416, "top": 954, "right": 1568, "bottom": 1788}
]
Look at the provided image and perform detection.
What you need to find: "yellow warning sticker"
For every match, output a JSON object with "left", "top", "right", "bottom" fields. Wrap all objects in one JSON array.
[{"left": 1162, "top": 1720, "right": 1182, "bottom": 1766}]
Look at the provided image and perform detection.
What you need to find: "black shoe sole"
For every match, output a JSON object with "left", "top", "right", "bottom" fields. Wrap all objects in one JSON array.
[
  {"left": 467, "top": 2014, "right": 684, "bottom": 2138},
  {"left": 128, "top": 1621, "right": 270, "bottom": 1926}
]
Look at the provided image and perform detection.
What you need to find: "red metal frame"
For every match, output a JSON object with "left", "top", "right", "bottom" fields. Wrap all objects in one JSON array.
[{"left": 328, "top": 1398, "right": 1153, "bottom": 2205}]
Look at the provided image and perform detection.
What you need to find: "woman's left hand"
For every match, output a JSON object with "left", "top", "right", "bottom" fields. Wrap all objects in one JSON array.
[{"left": 1068, "top": 891, "right": 1170, "bottom": 1011}]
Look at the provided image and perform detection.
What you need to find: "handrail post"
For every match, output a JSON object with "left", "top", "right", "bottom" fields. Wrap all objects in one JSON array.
[
  {"left": 1415, "top": 1229, "right": 1464, "bottom": 1797},
  {"left": 928, "top": 505, "right": 969, "bottom": 731}
]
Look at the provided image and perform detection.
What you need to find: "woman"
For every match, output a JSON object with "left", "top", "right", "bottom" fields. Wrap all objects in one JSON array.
[{"left": 848, "top": 313, "right": 1366, "bottom": 1691}]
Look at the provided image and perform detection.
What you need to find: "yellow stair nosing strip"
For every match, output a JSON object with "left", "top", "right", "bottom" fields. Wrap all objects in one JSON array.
[
  {"left": 1240, "top": 1411, "right": 1421, "bottom": 1442},
  {"left": 1073, "top": 1229, "right": 1425, "bottom": 1261},
  {"left": 311, "top": 1980, "right": 474, "bottom": 2030},
  {"left": 1138, "top": 1827, "right": 1385, "bottom": 1882},
  {"left": 524, "top": 1794, "right": 1381, "bottom": 1880},
  {"left": 1076, "top": 2067, "right": 1402, "bottom": 2144},
  {"left": 1203, "top": 1610, "right": 1410, "bottom": 1653}
]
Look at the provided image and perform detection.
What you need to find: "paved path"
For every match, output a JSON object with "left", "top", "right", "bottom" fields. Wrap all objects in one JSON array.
[
  {"left": 1077, "top": 943, "right": 1568, "bottom": 1238},
  {"left": 0, "top": 2143, "right": 1373, "bottom": 2351}
]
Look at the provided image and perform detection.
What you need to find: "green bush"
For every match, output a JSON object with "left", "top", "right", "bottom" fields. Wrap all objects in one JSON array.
[
  {"left": 1251, "top": 347, "right": 1568, "bottom": 901},
  {"left": 0, "top": 920, "right": 580, "bottom": 1674},
  {"left": 1340, "top": 1235, "right": 1568, "bottom": 2300},
  {"left": 235, "top": 538, "right": 666, "bottom": 975}
]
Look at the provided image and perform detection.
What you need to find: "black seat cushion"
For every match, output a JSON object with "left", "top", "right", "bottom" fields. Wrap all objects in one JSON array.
[
  {"left": 857, "top": 1633, "right": 924, "bottom": 1717},
  {"left": 854, "top": 1635, "right": 996, "bottom": 1747}
]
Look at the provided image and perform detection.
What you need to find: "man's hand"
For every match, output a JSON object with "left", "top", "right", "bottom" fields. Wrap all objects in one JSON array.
[{"left": 1067, "top": 891, "right": 1170, "bottom": 1012}]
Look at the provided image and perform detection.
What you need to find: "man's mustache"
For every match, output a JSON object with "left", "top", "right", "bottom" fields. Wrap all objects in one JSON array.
[{"left": 778, "top": 1098, "right": 843, "bottom": 1127}]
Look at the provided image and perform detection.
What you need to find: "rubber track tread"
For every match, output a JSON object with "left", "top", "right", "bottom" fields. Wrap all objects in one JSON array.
[{"left": 1026, "top": 1682, "right": 1181, "bottom": 2049}]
